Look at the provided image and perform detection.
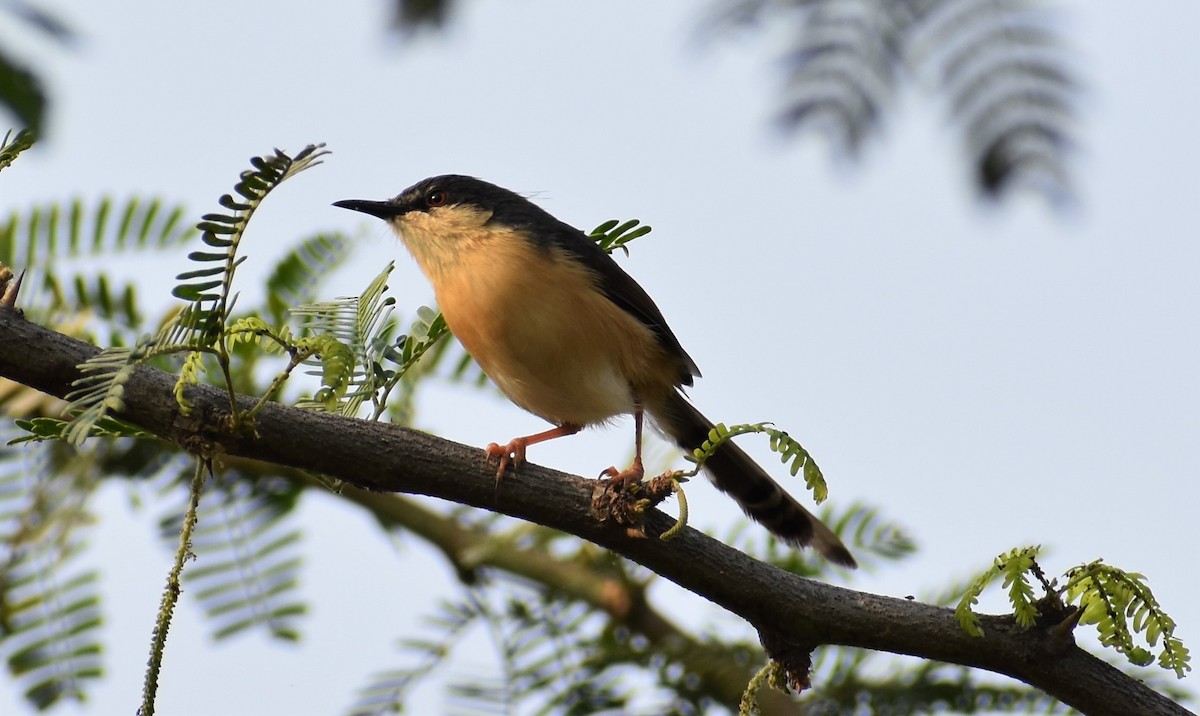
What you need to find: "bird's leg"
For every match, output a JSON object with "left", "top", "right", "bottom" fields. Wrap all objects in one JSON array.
[
  {"left": 599, "top": 405, "right": 646, "bottom": 488},
  {"left": 486, "top": 423, "right": 582, "bottom": 478}
]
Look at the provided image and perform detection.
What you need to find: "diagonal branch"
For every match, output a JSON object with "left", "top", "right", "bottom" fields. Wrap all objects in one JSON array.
[
  {"left": 0, "top": 309, "right": 1191, "bottom": 716},
  {"left": 318, "top": 480, "right": 805, "bottom": 714}
]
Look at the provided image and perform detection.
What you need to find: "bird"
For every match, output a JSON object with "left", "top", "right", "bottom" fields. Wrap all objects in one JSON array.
[{"left": 334, "top": 176, "right": 856, "bottom": 567}]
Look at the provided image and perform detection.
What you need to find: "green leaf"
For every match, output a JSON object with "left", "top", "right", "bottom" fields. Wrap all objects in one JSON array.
[
  {"left": 294, "top": 334, "right": 356, "bottom": 409},
  {"left": 62, "top": 345, "right": 144, "bottom": 446},
  {"left": 684, "top": 422, "right": 829, "bottom": 503},
  {"left": 0, "top": 129, "right": 36, "bottom": 172},
  {"left": 954, "top": 571, "right": 991, "bottom": 638},
  {"left": 169, "top": 143, "right": 330, "bottom": 348},
  {"left": 589, "top": 218, "right": 652, "bottom": 255},
  {"left": 954, "top": 546, "right": 1041, "bottom": 637},
  {"left": 1064, "top": 560, "right": 1192, "bottom": 677},
  {"left": 10, "top": 416, "right": 153, "bottom": 444}
]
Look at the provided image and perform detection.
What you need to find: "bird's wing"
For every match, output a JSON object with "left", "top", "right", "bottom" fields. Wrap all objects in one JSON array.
[{"left": 548, "top": 222, "right": 701, "bottom": 386}]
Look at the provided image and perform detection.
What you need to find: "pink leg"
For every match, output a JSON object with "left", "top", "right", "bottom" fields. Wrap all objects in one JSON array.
[
  {"left": 487, "top": 423, "right": 582, "bottom": 478},
  {"left": 599, "top": 406, "right": 646, "bottom": 487}
]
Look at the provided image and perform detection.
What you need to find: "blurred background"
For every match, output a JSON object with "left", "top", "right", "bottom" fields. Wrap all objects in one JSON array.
[{"left": 0, "top": 0, "right": 1196, "bottom": 714}]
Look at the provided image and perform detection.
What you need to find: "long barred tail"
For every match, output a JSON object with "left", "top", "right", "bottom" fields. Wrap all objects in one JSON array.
[{"left": 650, "top": 391, "right": 856, "bottom": 568}]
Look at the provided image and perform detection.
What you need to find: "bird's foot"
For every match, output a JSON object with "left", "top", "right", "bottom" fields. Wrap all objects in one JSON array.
[
  {"left": 599, "top": 456, "right": 645, "bottom": 491},
  {"left": 592, "top": 460, "right": 676, "bottom": 537},
  {"left": 485, "top": 438, "right": 527, "bottom": 479}
]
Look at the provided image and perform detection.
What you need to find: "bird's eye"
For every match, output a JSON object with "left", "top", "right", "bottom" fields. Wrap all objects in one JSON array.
[{"left": 426, "top": 190, "right": 447, "bottom": 207}]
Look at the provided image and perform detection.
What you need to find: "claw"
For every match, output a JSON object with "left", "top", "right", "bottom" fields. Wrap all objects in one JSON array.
[
  {"left": 600, "top": 456, "right": 645, "bottom": 490},
  {"left": 485, "top": 439, "right": 528, "bottom": 479},
  {"left": 483, "top": 424, "right": 581, "bottom": 481}
]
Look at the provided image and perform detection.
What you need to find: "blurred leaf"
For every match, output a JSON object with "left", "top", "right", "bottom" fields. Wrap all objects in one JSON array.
[
  {"left": 0, "top": 436, "right": 104, "bottom": 711},
  {"left": 5, "top": 0, "right": 77, "bottom": 44},
  {"left": 391, "top": 0, "right": 455, "bottom": 29},
  {"left": 808, "top": 654, "right": 1071, "bottom": 714},
  {"left": 705, "top": 0, "right": 1078, "bottom": 203},
  {"left": 0, "top": 47, "right": 44, "bottom": 135},
  {"left": 158, "top": 472, "right": 307, "bottom": 642},
  {"left": 265, "top": 232, "right": 353, "bottom": 325}
]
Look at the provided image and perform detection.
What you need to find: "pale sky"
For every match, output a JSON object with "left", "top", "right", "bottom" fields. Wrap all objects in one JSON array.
[{"left": 2, "top": 1, "right": 1197, "bottom": 714}]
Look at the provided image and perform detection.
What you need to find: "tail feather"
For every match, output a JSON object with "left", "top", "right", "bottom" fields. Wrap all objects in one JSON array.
[{"left": 650, "top": 391, "right": 857, "bottom": 568}]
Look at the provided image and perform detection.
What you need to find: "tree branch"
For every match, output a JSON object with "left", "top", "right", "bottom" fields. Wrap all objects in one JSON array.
[
  {"left": 299, "top": 476, "right": 804, "bottom": 714},
  {"left": 0, "top": 310, "right": 1191, "bottom": 716}
]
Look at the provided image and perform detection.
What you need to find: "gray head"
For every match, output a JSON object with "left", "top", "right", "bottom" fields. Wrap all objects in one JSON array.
[
  {"left": 334, "top": 175, "right": 557, "bottom": 232},
  {"left": 334, "top": 175, "right": 575, "bottom": 279}
]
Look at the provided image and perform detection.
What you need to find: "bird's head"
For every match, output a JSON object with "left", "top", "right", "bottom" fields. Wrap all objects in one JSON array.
[{"left": 334, "top": 175, "right": 553, "bottom": 277}]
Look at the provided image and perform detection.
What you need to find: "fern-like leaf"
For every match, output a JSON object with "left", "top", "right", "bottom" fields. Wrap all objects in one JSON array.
[
  {"left": 686, "top": 422, "right": 829, "bottom": 502},
  {"left": 776, "top": 0, "right": 903, "bottom": 154},
  {"left": 491, "top": 589, "right": 633, "bottom": 715},
  {"left": 373, "top": 307, "right": 450, "bottom": 421},
  {"left": 1, "top": 196, "right": 197, "bottom": 342},
  {"left": 288, "top": 263, "right": 452, "bottom": 419},
  {"left": 705, "top": 0, "right": 1077, "bottom": 202},
  {"left": 350, "top": 586, "right": 638, "bottom": 716},
  {"left": 339, "top": 263, "right": 398, "bottom": 416},
  {"left": 292, "top": 335, "right": 357, "bottom": 410},
  {"left": 910, "top": 0, "right": 1076, "bottom": 198},
  {"left": 62, "top": 343, "right": 147, "bottom": 446},
  {"left": 21, "top": 272, "right": 150, "bottom": 348},
  {"left": 833, "top": 501, "right": 917, "bottom": 563},
  {"left": 957, "top": 548, "right": 1191, "bottom": 677},
  {"left": 2, "top": 197, "right": 196, "bottom": 275},
  {"left": 172, "top": 351, "right": 205, "bottom": 415},
  {"left": 997, "top": 546, "right": 1040, "bottom": 628},
  {"left": 589, "top": 218, "right": 652, "bottom": 256},
  {"left": 954, "top": 545, "right": 1042, "bottom": 637},
  {"left": 0, "top": 437, "right": 103, "bottom": 711},
  {"left": 171, "top": 144, "right": 329, "bottom": 346},
  {"left": 265, "top": 232, "right": 353, "bottom": 324},
  {"left": 348, "top": 598, "right": 484, "bottom": 716},
  {"left": 289, "top": 265, "right": 393, "bottom": 416},
  {"left": 226, "top": 315, "right": 287, "bottom": 354},
  {"left": 11, "top": 416, "right": 152, "bottom": 445},
  {"left": 1064, "top": 561, "right": 1191, "bottom": 677}
]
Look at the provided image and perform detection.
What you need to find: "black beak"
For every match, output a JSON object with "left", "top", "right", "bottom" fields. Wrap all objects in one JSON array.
[{"left": 332, "top": 199, "right": 406, "bottom": 220}]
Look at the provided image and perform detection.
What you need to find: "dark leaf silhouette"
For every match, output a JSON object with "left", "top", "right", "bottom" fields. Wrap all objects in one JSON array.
[{"left": 708, "top": 0, "right": 1078, "bottom": 202}]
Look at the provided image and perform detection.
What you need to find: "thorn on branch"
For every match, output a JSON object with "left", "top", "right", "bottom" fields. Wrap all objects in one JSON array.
[
  {"left": 1048, "top": 605, "right": 1084, "bottom": 647},
  {"left": 1029, "top": 581, "right": 1081, "bottom": 653},
  {"left": 0, "top": 266, "right": 25, "bottom": 313}
]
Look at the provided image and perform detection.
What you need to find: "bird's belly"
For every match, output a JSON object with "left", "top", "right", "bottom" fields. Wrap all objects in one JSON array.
[
  {"left": 475, "top": 326, "right": 636, "bottom": 426},
  {"left": 433, "top": 244, "right": 665, "bottom": 426}
]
